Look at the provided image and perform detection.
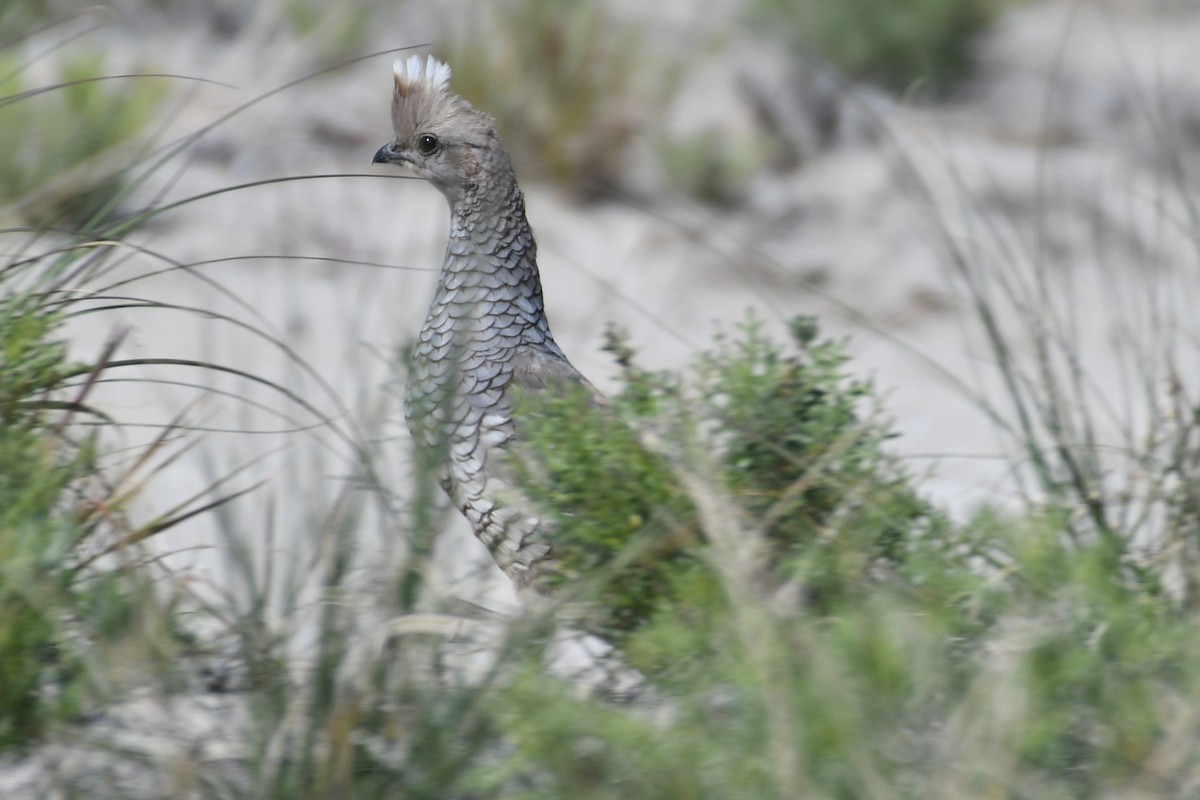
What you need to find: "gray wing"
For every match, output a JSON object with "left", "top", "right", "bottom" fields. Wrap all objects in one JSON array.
[
  {"left": 453, "top": 344, "right": 607, "bottom": 590},
  {"left": 507, "top": 344, "right": 607, "bottom": 406},
  {"left": 503, "top": 343, "right": 611, "bottom": 454}
]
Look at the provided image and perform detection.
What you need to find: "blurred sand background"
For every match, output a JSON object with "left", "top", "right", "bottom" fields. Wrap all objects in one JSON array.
[{"left": 9, "top": 0, "right": 1200, "bottom": 606}]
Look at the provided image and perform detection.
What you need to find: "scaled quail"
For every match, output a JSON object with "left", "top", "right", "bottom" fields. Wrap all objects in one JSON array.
[{"left": 372, "top": 55, "right": 602, "bottom": 591}]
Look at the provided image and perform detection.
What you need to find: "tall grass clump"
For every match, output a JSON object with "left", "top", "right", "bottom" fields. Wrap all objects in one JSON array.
[
  {"left": 0, "top": 250, "right": 188, "bottom": 753},
  {"left": 0, "top": 22, "right": 302, "bottom": 771},
  {"left": 0, "top": 49, "right": 167, "bottom": 228},
  {"left": 893, "top": 78, "right": 1200, "bottom": 582},
  {"left": 0, "top": 29, "right": 517, "bottom": 794},
  {"left": 659, "top": 131, "right": 770, "bottom": 207},
  {"left": 750, "top": 0, "right": 1010, "bottom": 95},
  {"left": 439, "top": 0, "right": 675, "bottom": 198},
  {"left": 0, "top": 29, "right": 183, "bottom": 753}
]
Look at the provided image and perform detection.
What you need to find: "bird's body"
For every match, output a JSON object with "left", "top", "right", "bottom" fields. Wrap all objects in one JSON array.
[{"left": 374, "top": 55, "right": 598, "bottom": 589}]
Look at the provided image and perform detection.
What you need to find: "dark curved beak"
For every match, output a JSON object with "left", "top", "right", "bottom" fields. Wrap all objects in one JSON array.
[{"left": 373, "top": 141, "right": 405, "bottom": 165}]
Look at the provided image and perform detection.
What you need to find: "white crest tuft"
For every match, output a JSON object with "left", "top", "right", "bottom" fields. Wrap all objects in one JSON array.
[{"left": 392, "top": 54, "right": 452, "bottom": 95}]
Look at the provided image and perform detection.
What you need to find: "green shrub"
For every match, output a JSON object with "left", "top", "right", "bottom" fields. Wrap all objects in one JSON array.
[
  {"left": 509, "top": 363, "right": 696, "bottom": 638},
  {"left": 483, "top": 451, "right": 1200, "bottom": 798},
  {"left": 511, "top": 316, "right": 939, "bottom": 651},
  {"left": 700, "top": 317, "right": 942, "bottom": 603},
  {"left": 493, "top": 314, "right": 1200, "bottom": 795}
]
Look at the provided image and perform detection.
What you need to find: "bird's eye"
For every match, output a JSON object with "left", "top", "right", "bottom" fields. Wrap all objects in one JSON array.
[{"left": 417, "top": 133, "right": 440, "bottom": 155}]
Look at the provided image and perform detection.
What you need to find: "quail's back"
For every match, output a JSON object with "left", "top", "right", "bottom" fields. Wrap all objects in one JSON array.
[{"left": 373, "top": 55, "right": 599, "bottom": 589}]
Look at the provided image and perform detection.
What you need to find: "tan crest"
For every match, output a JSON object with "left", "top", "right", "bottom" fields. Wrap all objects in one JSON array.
[{"left": 392, "top": 54, "right": 452, "bottom": 99}]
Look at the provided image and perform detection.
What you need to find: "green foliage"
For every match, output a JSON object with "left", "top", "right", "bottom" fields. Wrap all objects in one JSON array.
[
  {"left": 489, "top": 316, "right": 1200, "bottom": 796},
  {"left": 932, "top": 510, "right": 1200, "bottom": 796},
  {"left": 0, "top": 433, "right": 84, "bottom": 749},
  {"left": 0, "top": 295, "right": 70, "bottom": 423},
  {"left": 510, "top": 371, "right": 696, "bottom": 638},
  {"left": 0, "top": 215, "right": 187, "bottom": 758},
  {"left": 0, "top": 21, "right": 188, "bottom": 759},
  {"left": 480, "top": 509, "right": 1200, "bottom": 799},
  {"left": 751, "top": 0, "right": 1009, "bottom": 95},
  {"left": 629, "top": 318, "right": 940, "bottom": 679},
  {"left": 512, "top": 317, "right": 939, "bottom": 653},
  {"left": 475, "top": 663, "right": 778, "bottom": 799},
  {"left": 0, "top": 291, "right": 102, "bottom": 749},
  {"left": 7, "top": 266, "right": 1200, "bottom": 793},
  {"left": 698, "top": 316, "right": 940, "bottom": 605},
  {"left": 0, "top": 49, "right": 167, "bottom": 228},
  {"left": 0, "top": 274, "right": 197, "bottom": 756}
]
